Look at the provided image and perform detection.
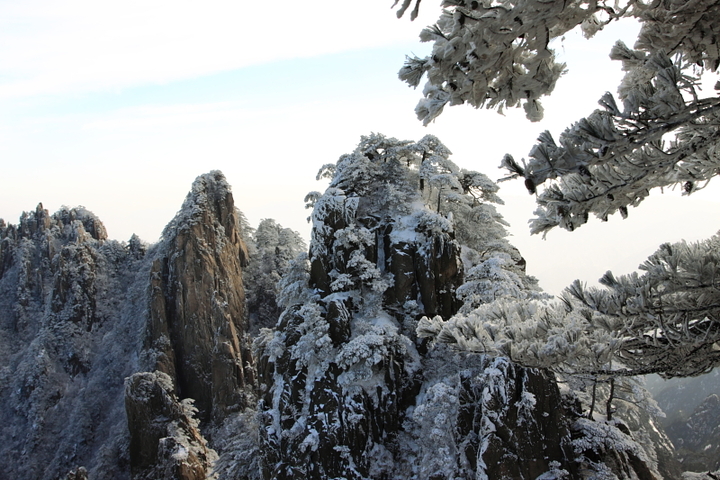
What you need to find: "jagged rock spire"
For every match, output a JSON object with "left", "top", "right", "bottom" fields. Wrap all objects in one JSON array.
[{"left": 146, "top": 171, "right": 254, "bottom": 422}]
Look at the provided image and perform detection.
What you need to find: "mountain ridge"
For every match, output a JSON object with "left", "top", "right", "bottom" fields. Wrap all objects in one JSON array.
[{"left": 0, "top": 162, "right": 697, "bottom": 479}]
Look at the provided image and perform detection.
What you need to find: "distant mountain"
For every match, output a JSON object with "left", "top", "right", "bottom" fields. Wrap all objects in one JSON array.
[
  {"left": 666, "top": 394, "right": 720, "bottom": 473},
  {"left": 646, "top": 370, "right": 720, "bottom": 427}
]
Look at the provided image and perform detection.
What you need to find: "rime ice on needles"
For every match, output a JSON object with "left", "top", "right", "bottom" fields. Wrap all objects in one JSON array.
[
  {"left": 398, "top": 1, "right": 720, "bottom": 233},
  {"left": 398, "top": 0, "right": 609, "bottom": 124},
  {"left": 421, "top": 232, "right": 720, "bottom": 380},
  {"left": 489, "top": 1, "right": 720, "bottom": 234}
]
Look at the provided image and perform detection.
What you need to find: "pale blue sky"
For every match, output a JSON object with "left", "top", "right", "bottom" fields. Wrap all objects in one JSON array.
[{"left": 2, "top": 1, "right": 719, "bottom": 295}]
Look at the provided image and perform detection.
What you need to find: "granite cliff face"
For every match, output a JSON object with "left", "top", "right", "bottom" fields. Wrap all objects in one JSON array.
[
  {"left": 129, "top": 171, "right": 256, "bottom": 476},
  {"left": 146, "top": 171, "right": 254, "bottom": 423}
]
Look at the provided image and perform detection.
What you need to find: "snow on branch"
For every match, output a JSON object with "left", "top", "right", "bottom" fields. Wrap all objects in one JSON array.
[
  {"left": 398, "top": 0, "right": 629, "bottom": 123},
  {"left": 419, "top": 231, "right": 720, "bottom": 379}
]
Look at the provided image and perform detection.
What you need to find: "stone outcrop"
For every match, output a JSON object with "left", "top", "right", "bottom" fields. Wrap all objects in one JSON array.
[
  {"left": 125, "top": 371, "right": 214, "bottom": 480},
  {"left": 257, "top": 136, "right": 580, "bottom": 479},
  {"left": 399, "top": 354, "right": 578, "bottom": 479},
  {"left": 308, "top": 198, "right": 463, "bottom": 321},
  {"left": 258, "top": 155, "right": 469, "bottom": 478},
  {"left": 0, "top": 172, "right": 257, "bottom": 479},
  {"left": 146, "top": 171, "right": 255, "bottom": 422},
  {"left": 258, "top": 302, "right": 423, "bottom": 479},
  {"left": 0, "top": 165, "right": 684, "bottom": 480}
]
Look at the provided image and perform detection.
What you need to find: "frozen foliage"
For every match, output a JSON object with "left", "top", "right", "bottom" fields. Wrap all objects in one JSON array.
[
  {"left": 481, "top": 1, "right": 720, "bottom": 233},
  {"left": 418, "top": 297, "right": 618, "bottom": 375},
  {"left": 398, "top": 0, "right": 720, "bottom": 233},
  {"left": 571, "top": 417, "right": 661, "bottom": 479},
  {"left": 243, "top": 218, "right": 306, "bottom": 332},
  {"left": 207, "top": 410, "right": 264, "bottom": 480},
  {"left": 456, "top": 251, "right": 547, "bottom": 312},
  {"left": 421, "top": 231, "right": 720, "bottom": 382},
  {"left": 276, "top": 251, "right": 313, "bottom": 309},
  {"left": 397, "top": 0, "right": 578, "bottom": 124},
  {"left": 306, "top": 133, "right": 540, "bottom": 315},
  {"left": 0, "top": 204, "right": 150, "bottom": 479},
  {"left": 394, "top": 353, "right": 577, "bottom": 479},
  {"left": 568, "top": 233, "right": 720, "bottom": 378}
]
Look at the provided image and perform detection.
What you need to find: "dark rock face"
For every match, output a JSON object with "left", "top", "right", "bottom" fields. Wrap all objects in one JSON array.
[
  {"left": 401, "top": 355, "right": 578, "bottom": 479},
  {"left": 258, "top": 303, "right": 422, "bottom": 479},
  {"left": 259, "top": 168, "right": 467, "bottom": 478},
  {"left": 308, "top": 195, "right": 463, "bottom": 321},
  {"left": 146, "top": 171, "right": 254, "bottom": 422},
  {"left": 125, "top": 371, "right": 214, "bottom": 480}
]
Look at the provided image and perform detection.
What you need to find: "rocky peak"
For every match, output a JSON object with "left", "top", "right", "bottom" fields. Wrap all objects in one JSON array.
[
  {"left": 0, "top": 171, "right": 257, "bottom": 479},
  {"left": 256, "top": 135, "right": 579, "bottom": 479},
  {"left": 146, "top": 171, "right": 254, "bottom": 423},
  {"left": 0, "top": 203, "right": 147, "bottom": 479},
  {"left": 0, "top": 204, "right": 108, "bottom": 282}
]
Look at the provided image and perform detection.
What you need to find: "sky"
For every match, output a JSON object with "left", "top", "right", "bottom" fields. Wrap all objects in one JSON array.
[{"left": 2, "top": 0, "right": 720, "bottom": 296}]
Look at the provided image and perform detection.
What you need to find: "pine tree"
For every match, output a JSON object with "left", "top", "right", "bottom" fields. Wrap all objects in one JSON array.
[
  {"left": 420, "top": 232, "right": 720, "bottom": 379},
  {"left": 398, "top": 0, "right": 720, "bottom": 381},
  {"left": 243, "top": 218, "right": 306, "bottom": 331},
  {"left": 397, "top": 0, "right": 720, "bottom": 233}
]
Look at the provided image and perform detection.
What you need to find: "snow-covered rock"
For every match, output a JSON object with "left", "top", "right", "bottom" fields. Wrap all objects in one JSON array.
[{"left": 0, "top": 172, "right": 255, "bottom": 479}]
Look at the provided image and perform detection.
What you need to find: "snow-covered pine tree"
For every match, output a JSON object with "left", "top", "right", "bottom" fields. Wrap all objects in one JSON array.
[
  {"left": 501, "top": 40, "right": 720, "bottom": 234},
  {"left": 417, "top": 240, "right": 687, "bottom": 476},
  {"left": 421, "top": 231, "right": 720, "bottom": 378},
  {"left": 397, "top": 0, "right": 720, "bottom": 233},
  {"left": 569, "top": 233, "right": 720, "bottom": 379},
  {"left": 243, "top": 218, "right": 306, "bottom": 332},
  {"left": 397, "top": 0, "right": 720, "bottom": 384},
  {"left": 396, "top": 0, "right": 622, "bottom": 124},
  {"left": 418, "top": 230, "right": 720, "bottom": 466}
]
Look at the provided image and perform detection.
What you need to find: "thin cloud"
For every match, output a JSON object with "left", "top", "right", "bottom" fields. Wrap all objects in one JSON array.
[{"left": 0, "top": 0, "right": 434, "bottom": 99}]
